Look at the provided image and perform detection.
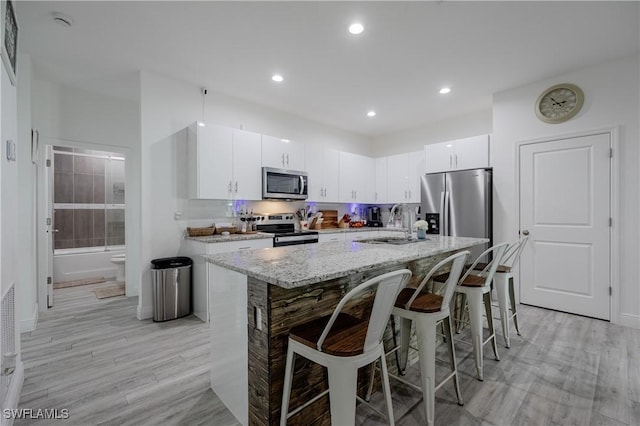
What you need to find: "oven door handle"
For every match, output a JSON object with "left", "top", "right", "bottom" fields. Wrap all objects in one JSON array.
[{"left": 274, "top": 234, "right": 319, "bottom": 245}]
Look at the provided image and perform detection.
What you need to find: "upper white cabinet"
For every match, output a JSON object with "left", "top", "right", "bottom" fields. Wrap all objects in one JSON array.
[
  {"left": 232, "top": 129, "right": 263, "bottom": 200},
  {"left": 305, "top": 144, "right": 340, "bottom": 202},
  {"left": 374, "top": 157, "right": 388, "bottom": 204},
  {"left": 424, "top": 134, "right": 489, "bottom": 173},
  {"left": 261, "top": 135, "right": 305, "bottom": 171},
  {"left": 339, "top": 152, "right": 374, "bottom": 203},
  {"left": 386, "top": 151, "right": 424, "bottom": 203},
  {"left": 187, "top": 122, "right": 261, "bottom": 200}
]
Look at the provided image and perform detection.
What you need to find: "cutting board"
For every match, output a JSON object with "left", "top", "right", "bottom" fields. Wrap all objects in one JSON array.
[{"left": 319, "top": 210, "right": 338, "bottom": 229}]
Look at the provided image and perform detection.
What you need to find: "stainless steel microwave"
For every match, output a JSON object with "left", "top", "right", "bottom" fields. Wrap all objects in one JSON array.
[{"left": 262, "top": 167, "right": 308, "bottom": 200}]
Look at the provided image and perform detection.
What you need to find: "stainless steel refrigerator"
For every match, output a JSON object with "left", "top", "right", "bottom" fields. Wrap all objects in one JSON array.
[{"left": 420, "top": 168, "right": 492, "bottom": 260}]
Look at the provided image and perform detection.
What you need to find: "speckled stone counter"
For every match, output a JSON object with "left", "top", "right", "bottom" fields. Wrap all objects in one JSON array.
[
  {"left": 207, "top": 235, "right": 487, "bottom": 426},
  {"left": 314, "top": 227, "right": 406, "bottom": 234},
  {"left": 205, "top": 235, "right": 485, "bottom": 289}
]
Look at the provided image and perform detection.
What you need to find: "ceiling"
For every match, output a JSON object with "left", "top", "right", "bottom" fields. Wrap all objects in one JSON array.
[{"left": 16, "top": 1, "right": 639, "bottom": 137}]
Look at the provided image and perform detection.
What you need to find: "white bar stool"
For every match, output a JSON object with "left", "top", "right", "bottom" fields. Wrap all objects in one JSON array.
[
  {"left": 370, "top": 251, "right": 469, "bottom": 426},
  {"left": 280, "top": 269, "right": 412, "bottom": 426},
  {"left": 434, "top": 243, "right": 508, "bottom": 381},
  {"left": 470, "top": 237, "right": 529, "bottom": 347}
]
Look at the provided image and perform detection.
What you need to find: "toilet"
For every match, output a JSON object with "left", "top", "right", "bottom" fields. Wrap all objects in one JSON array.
[{"left": 110, "top": 253, "right": 126, "bottom": 282}]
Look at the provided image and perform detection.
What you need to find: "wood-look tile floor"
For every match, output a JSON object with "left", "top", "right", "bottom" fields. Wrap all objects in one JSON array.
[
  {"left": 17, "top": 283, "right": 238, "bottom": 426},
  {"left": 18, "top": 283, "right": 640, "bottom": 425}
]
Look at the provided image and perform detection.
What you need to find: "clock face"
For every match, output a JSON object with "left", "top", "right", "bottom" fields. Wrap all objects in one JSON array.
[{"left": 535, "top": 84, "right": 584, "bottom": 124}]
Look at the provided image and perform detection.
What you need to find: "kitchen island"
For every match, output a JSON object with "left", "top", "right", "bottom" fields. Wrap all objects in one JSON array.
[{"left": 205, "top": 235, "right": 487, "bottom": 426}]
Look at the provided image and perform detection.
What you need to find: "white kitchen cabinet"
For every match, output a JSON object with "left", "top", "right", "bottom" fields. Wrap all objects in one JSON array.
[
  {"left": 188, "top": 122, "right": 233, "bottom": 199},
  {"left": 424, "top": 134, "right": 489, "bottom": 173},
  {"left": 386, "top": 151, "right": 424, "bottom": 203},
  {"left": 339, "top": 152, "right": 375, "bottom": 203},
  {"left": 261, "top": 134, "right": 305, "bottom": 171},
  {"left": 232, "top": 129, "right": 262, "bottom": 200},
  {"left": 187, "top": 123, "right": 261, "bottom": 200},
  {"left": 182, "top": 237, "right": 273, "bottom": 322},
  {"left": 374, "top": 157, "right": 388, "bottom": 204},
  {"left": 305, "top": 144, "right": 340, "bottom": 202}
]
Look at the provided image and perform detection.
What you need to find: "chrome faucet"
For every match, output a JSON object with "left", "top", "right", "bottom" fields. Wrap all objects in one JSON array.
[{"left": 388, "top": 203, "right": 415, "bottom": 238}]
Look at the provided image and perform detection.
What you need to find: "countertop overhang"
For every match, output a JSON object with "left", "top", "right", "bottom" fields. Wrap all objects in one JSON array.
[{"left": 205, "top": 235, "right": 488, "bottom": 289}]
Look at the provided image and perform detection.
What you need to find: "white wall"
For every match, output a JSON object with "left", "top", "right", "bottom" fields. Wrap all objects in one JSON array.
[
  {"left": 31, "top": 78, "right": 141, "bottom": 301},
  {"left": 492, "top": 55, "right": 640, "bottom": 328},
  {"left": 139, "top": 71, "right": 372, "bottom": 318},
  {"left": 16, "top": 55, "right": 37, "bottom": 331},
  {"left": 370, "top": 109, "right": 492, "bottom": 157},
  {"left": 1, "top": 46, "right": 23, "bottom": 412}
]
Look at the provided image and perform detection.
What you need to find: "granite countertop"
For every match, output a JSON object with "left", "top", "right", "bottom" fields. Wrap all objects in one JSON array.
[
  {"left": 315, "top": 227, "right": 406, "bottom": 234},
  {"left": 187, "top": 232, "right": 273, "bottom": 243},
  {"left": 205, "top": 235, "right": 487, "bottom": 289}
]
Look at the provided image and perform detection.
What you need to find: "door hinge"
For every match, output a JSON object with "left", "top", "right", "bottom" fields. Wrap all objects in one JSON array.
[
  {"left": 47, "top": 276, "right": 52, "bottom": 285},
  {"left": 46, "top": 159, "right": 51, "bottom": 167},
  {"left": 609, "top": 148, "right": 613, "bottom": 158},
  {"left": 46, "top": 217, "right": 52, "bottom": 226},
  {"left": 609, "top": 286, "right": 612, "bottom": 296},
  {"left": 609, "top": 217, "right": 613, "bottom": 227}
]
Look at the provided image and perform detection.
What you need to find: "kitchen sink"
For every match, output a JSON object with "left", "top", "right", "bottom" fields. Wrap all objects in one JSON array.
[{"left": 357, "top": 237, "right": 425, "bottom": 245}]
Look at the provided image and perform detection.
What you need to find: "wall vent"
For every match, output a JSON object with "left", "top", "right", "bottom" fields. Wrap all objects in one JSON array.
[{"left": 1, "top": 283, "right": 16, "bottom": 405}]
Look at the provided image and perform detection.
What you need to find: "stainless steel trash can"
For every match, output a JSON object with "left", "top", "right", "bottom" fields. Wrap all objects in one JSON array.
[{"left": 151, "top": 256, "right": 192, "bottom": 322}]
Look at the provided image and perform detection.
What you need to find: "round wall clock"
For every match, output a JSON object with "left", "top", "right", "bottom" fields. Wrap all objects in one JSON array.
[{"left": 535, "top": 83, "right": 584, "bottom": 124}]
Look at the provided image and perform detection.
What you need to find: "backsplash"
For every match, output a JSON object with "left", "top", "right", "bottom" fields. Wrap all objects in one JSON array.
[{"left": 183, "top": 199, "right": 419, "bottom": 229}]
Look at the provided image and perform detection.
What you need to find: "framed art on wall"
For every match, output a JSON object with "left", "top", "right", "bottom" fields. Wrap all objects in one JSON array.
[{"left": 1, "top": 0, "right": 17, "bottom": 85}]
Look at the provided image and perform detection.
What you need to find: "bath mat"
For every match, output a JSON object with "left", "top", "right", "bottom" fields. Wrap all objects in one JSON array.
[
  {"left": 94, "top": 283, "right": 125, "bottom": 299},
  {"left": 53, "top": 277, "right": 106, "bottom": 289}
]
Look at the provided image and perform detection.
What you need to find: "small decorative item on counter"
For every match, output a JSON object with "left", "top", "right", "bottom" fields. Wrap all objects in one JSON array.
[
  {"left": 300, "top": 220, "right": 309, "bottom": 230},
  {"left": 414, "top": 220, "right": 429, "bottom": 239},
  {"left": 338, "top": 213, "right": 351, "bottom": 228},
  {"left": 349, "top": 221, "right": 365, "bottom": 228}
]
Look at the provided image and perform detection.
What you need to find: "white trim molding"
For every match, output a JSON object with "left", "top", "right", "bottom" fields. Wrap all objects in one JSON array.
[
  {"left": 18, "top": 304, "right": 38, "bottom": 334},
  {"left": 618, "top": 313, "right": 640, "bottom": 329}
]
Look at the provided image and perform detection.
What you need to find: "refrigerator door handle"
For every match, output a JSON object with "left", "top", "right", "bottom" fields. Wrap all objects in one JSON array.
[
  {"left": 439, "top": 191, "right": 445, "bottom": 236},
  {"left": 444, "top": 191, "right": 450, "bottom": 236}
]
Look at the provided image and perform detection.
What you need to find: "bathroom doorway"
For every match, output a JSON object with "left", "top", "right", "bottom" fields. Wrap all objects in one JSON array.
[{"left": 38, "top": 141, "right": 127, "bottom": 309}]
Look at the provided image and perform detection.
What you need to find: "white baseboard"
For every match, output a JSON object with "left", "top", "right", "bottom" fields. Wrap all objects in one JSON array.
[
  {"left": 137, "top": 304, "right": 153, "bottom": 320},
  {"left": 1, "top": 361, "right": 24, "bottom": 426},
  {"left": 617, "top": 313, "right": 640, "bottom": 329},
  {"left": 19, "top": 304, "right": 39, "bottom": 333}
]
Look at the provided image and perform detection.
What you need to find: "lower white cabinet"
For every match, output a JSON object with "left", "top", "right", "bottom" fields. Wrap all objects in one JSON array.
[{"left": 181, "top": 238, "right": 273, "bottom": 322}]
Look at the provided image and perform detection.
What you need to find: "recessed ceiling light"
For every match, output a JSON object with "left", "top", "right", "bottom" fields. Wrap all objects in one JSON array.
[
  {"left": 367, "top": 111, "right": 376, "bottom": 117},
  {"left": 272, "top": 74, "right": 284, "bottom": 83},
  {"left": 439, "top": 87, "right": 451, "bottom": 94},
  {"left": 349, "top": 23, "right": 364, "bottom": 35}
]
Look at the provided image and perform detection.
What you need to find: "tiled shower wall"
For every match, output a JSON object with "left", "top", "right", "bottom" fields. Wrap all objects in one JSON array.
[{"left": 53, "top": 148, "right": 125, "bottom": 250}]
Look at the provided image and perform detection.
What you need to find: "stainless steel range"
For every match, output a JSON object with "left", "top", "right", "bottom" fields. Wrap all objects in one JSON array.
[{"left": 255, "top": 213, "right": 319, "bottom": 247}]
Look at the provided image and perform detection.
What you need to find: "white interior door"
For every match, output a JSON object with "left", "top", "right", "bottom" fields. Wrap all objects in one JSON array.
[
  {"left": 37, "top": 144, "right": 55, "bottom": 309},
  {"left": 519, "top": 132, "right": 610, "bottom": 320}
]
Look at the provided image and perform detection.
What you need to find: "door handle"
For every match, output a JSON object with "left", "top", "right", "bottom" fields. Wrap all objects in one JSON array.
[
  {"left": 53, "top": 229, "right": 59, "bottom": 233},
  {"left": 282, "top": 153, "right": 285, "bottom": 166},
  {"left": 521, "top": 230, "right": 530, "bottom": 236},
  {"left": 286, "top": 154, "right": 289, "bottom": 167},
  {"left": 235, "top": 181, "right": 238, "bottom": 193}
]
